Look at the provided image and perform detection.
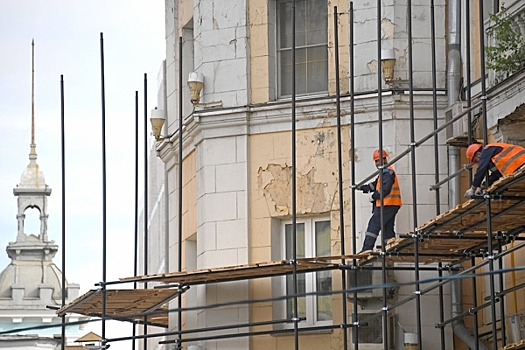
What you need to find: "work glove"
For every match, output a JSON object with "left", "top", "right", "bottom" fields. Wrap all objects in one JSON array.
[
  {"left": 369, "top": 193, "right": 375, "bottom": 203},
  {"left": 358, "top": 183, "right": 375, "bottom": 193},
  {"left": 464, "top": 188, "right": 475, "bottom": 199}
]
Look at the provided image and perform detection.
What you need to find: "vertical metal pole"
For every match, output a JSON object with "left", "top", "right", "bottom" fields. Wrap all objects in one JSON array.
[
  {"left": 178, "top": 35, "right": 184, "bottom": 350},
  {"left": 132, "top": 90, "right": 139, "bottom": 350},
  {"left": 438, "top": 263, "right": 446, "bottom": 350},
  {"left": 431, "top": 3, "right": 445, "bottom": 347},
  {"left": 407, "top": 2, "right": 423, "bottom": 348},
  {"left": 375, "top": 1, "right": 388, "bottom": 348},
  {"left": 349, "top": 3, "right": 359, "bottom": 349},
  {"left": 291, "top": 1, "right": 299, "bottom": 349},
  {"left": 334, "top": 6, "right": 348, "bottom": 350},
  {"left": 465, "top": 0, "right": 473, "bottom": 183},
  {"left": 99, "top": 32, "right": 108, "bottom": 350},
  {"left": 471, "top": 256, "right": 480, "bottom": 350},
  {"left": 498, "top": 238, "right": 506, "bottom": 346},
  {"left": 143, "top": 73, "right": 149, "bottom": 350},
  {"left": 477, "top": 1, "right": 498, "bottom": 348},
  {"left": 60, "top": 74, "right": 66, "bottom": 350},
  {"left": 430, "top": 0, "right": 441, "bottom": 216}
]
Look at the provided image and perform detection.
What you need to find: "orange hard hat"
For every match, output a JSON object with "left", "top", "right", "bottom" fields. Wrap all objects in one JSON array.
[
  {"left": 466, "top": 144, "right": 483, "bottom": 164},
  {"left": 373, "top": 149, "right": 388, "bottom": 161}
]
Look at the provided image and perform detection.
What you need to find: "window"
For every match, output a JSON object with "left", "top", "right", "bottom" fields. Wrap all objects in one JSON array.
[
  {"left": 282, "top": 218, "right": 332, "bottom": 326},
  {"left": 277, "top": 0, "right": 328, "bottom": 97}
]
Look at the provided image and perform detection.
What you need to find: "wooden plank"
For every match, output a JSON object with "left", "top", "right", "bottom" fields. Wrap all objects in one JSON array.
[
  {"left": 56, "top": 289, "right": 179, "bottom": 328},
  {"left": 500, "top": 339, "right": 525, "bottom": 350}
]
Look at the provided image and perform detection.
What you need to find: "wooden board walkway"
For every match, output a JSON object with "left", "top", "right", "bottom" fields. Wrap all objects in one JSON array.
[{"left": 56, "top": 288, "right": 180, "bottom": 327}]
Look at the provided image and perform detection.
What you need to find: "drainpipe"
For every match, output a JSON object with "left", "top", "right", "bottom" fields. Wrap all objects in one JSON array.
[
  {"left": 451, "top": 271, "right": 490, "bottom": 350},
  {"left": 448, "top": 0, "right": 462, "bottom": 208},
  {"left": 448, "top": 146, "right": 461, "bottom": 206}
]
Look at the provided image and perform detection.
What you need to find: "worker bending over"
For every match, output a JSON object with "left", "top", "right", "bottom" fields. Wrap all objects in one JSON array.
[
  {"left": 358, "top": 149, "right": 402, "bottom": 252},
  {"left": 465, "top": 142, "right": 525, "bottom": 199}
]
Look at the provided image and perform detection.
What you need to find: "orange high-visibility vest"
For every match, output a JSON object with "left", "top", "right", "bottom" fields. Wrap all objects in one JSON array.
[
  {"left": 375, "top": 166, "right": 402, "bottom": 207},
  {"left": 490, "top": 143, "right": 525, "bottom": 176}
]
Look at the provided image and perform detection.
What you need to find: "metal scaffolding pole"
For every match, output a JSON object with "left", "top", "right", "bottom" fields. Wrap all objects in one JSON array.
[
  {"left": 333, "top": 6, "right": 349, "bottom": 350},
  {"left": 406, "top": 2, "right": 423, "bottom": 347},
  {"left": 348, "top": 2, "right": 360, "bottom": 349},
  {"left": 99, "top": 32, "right": 108, "bottom": 350},
  {"left": 477, "top": 1, "right": 498, "bottom": 347}
]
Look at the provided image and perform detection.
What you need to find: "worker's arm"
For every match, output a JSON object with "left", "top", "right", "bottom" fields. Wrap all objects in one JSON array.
[
  {"left": 471, "top": 146, "right": 502, "bottom": 190},
  {"left": 370, "top": 169, "right": 394, "bottom": 201},
  {"left": 358, "top": 178, "right": 378, "bottom": 193}
]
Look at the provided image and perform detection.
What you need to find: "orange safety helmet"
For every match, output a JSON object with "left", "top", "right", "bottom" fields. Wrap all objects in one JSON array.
[
  {"left": 373, "top": 149, "right": 388, "bottom": 161},
  {"left": 466, "top": 144, "right": 483, "bottom": 164}
]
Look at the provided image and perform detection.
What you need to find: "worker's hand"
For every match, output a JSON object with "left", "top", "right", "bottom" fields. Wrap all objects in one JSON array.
[
  {"left": 464, "top": 188, "right": 475, "bottom": 199},
  {"left": 358, "top": 184, "right": 370, "bottom": 193},
  {"left": 369, "top": 193, "right": 375, "bottom": 203},
  {"left": 358, "top": 182, "right": 375, "bottom": 193}
]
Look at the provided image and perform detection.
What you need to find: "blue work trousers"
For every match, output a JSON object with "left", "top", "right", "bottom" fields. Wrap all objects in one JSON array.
[{"left": 362, "top": 205, "right": 400, "bottom": 251}]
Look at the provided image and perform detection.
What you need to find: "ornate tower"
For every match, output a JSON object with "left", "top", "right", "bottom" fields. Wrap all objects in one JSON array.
[{"left": 0, "top": 41, "right": 82, "bottom": 349}]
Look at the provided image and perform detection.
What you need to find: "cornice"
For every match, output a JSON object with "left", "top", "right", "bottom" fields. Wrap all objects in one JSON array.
[{"left": 154, "top": 91, "right": 448, "bottom": 164}]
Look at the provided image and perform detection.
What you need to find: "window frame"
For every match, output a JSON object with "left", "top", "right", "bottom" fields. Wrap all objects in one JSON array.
[
  {"left": 275, "top": 0, "right": 329, "bottom": 99},
  {"left": 280, "top": 217, "right": 332, "bottom": 327}
]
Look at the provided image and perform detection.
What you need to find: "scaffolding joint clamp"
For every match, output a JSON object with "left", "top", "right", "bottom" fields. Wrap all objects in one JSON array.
[
  {"left": 381, "top": 306, "right": 389, "bottom": 311},
  {"left": 291, "top": 317, "right": 301, "bottom": 322},
  {"left": 413, "top": 290, "right": 422, "bottom": 295}
]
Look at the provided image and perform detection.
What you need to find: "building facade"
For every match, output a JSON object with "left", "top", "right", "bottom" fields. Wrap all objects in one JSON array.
[{"left": 138, "top": 0, "right": 525, "bottom": 349}]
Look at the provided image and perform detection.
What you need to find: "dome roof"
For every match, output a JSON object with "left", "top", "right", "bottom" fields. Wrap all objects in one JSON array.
[
  {"left": 0, "top": 261, "right": 66, "bottom": 306},
  {"left": 18, "top": 159, "right": 47, "bottom": 189}
]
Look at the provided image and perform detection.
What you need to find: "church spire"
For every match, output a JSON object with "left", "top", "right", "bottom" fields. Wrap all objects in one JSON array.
[
  {"left": 13, "top": 40, "right": 52, "bottom": 244},
  {"left": 30, "top": 38, "right": 37, "bottom": 162}
]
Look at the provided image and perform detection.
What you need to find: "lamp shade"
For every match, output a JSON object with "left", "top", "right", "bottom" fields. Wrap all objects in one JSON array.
[
  {"left": 150, "top": 108, "right": 165, "bottom": 139},
  {"left": 380, "top": 49, "right": 396, "bottom": 82},
  {"left": 188, "top": 72, "right": 204, "bottom": 105},
  {"left": 381, "top": 49, "right": 396, "bottom": 61}
]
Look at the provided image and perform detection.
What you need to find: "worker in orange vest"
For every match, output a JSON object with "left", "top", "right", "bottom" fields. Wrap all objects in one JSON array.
[
  {"left": 465, "top": 142, "right": 525, "bottom": 198},
  {"left": 357, "top": 149, "right": 402, "bottom": 252}
]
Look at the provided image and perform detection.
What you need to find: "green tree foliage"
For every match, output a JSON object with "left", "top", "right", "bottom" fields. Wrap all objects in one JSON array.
[{"left": 485, "top": 6, "right": 525, "bottom": 75}]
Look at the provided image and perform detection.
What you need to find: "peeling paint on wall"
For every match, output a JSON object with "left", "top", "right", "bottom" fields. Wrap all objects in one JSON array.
[
  {"left": 258, "top": 164, "right": 332, "bottom": 216},
  {"left": 381, "top": 18, "right": 395, "bottom": 39},
  {"left": 367, "top": 59, "right": 378, "bottom": 74},
  {"left": 256, "top": 128, "right": 349, "bottom": 217}
]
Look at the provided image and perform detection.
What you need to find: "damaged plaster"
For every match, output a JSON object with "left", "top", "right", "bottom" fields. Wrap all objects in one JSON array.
[
  {"left": 381, "top": 18, "right": 395, "bottom": 39},
  {"left": 256, "top": 128, "right": 349, "bottom": 216}
]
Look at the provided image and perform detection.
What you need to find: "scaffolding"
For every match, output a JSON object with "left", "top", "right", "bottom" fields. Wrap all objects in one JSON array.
[{"left": 4, "top": 0, "right": 525, "bottom": 350}]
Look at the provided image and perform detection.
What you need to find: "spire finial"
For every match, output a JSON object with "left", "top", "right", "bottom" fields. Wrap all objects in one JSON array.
[{"left": 30, "top": 39, "right": 37, "bottom": 160}]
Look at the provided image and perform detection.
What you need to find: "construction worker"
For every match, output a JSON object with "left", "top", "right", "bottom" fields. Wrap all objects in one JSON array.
[
  {"left": 357, "top": 149, "right": 402, "bottom": 252},
  {"left": 465, "top": 142, "right": 525, "bottom": 198}
]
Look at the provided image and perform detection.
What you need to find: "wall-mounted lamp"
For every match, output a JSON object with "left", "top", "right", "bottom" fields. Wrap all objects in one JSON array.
[
  {"left": 188, "top": 72, "right": 204, "bottom": 105},
  {"left": 381, "top": 49, "right": 396, "bottom": 83},
  {"left": 150, "top": 107, "right": 166, "bottom": 141}
]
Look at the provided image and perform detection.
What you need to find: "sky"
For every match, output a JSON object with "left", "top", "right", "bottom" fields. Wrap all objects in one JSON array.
[{"left": 0, "top": 1, "right": 166, "bottom": 348}]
